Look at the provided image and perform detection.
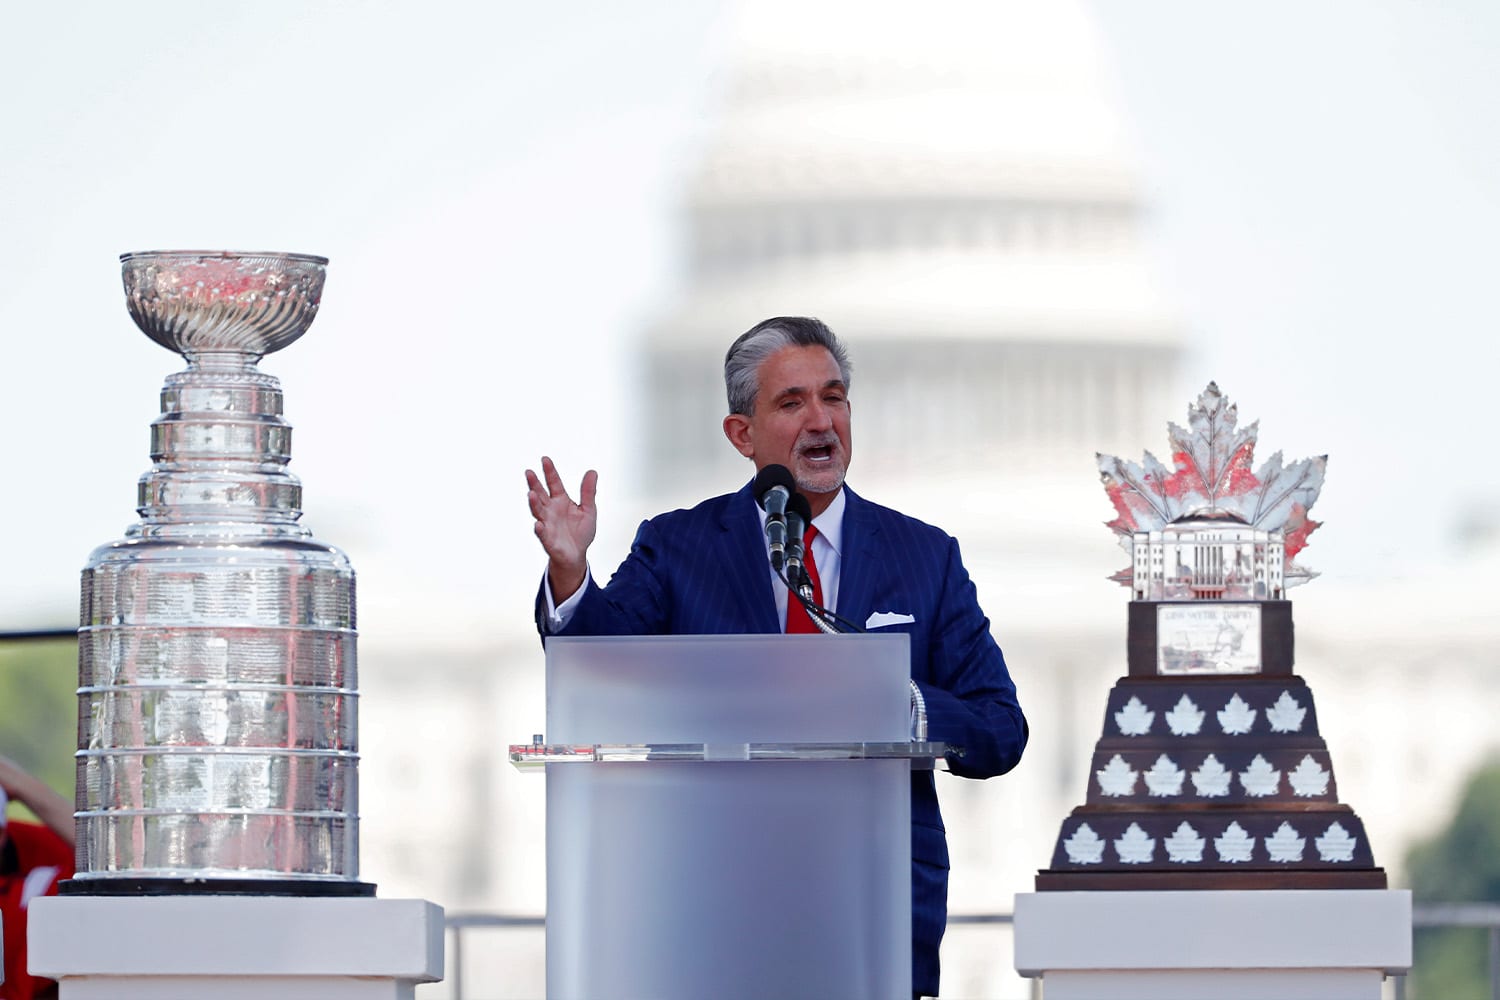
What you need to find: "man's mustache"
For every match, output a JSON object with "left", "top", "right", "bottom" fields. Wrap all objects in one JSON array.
[{"left": 796, "top": 432, "right": 841, "bottom": 451}]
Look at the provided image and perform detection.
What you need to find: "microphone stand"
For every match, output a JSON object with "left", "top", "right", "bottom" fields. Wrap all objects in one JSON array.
[
  {"left": 774, "top": 557, "right": 865, "bottom": 635},
  {"left": 773, "top": 563, "right": 841, "bottom": 633},
  {"left": 783, "top": 512, "right": 852, "bottom": 635}
]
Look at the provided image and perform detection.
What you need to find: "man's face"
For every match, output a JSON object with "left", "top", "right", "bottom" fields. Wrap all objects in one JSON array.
[{"left": 723, "top": 344, "right": 853, "bottom": 506}]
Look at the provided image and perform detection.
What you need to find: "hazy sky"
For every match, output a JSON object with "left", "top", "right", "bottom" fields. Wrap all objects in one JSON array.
[
  {"left": 2, "top": 1, "right": 1495, "bottom": 629},
  {"left": 1090, "top": 1, "right": 1500, "bottom": 588}
]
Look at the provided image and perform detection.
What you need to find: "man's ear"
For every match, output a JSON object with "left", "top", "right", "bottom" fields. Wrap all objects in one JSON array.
[{"left": 722, "top": 413, "right": 755, "bottom": 459}]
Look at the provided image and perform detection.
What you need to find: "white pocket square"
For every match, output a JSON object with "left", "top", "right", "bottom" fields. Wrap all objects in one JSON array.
[{"left": 865, "top": 611, "right": 916, "bottom": 629}]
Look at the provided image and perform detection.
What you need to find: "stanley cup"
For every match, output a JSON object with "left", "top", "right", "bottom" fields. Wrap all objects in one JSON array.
[{"left": 71, "top": 251, "right": 367, "bottom": 893}]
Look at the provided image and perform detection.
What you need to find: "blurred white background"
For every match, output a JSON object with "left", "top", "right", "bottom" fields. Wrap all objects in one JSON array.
[
  {"left": 2, "top": 2, "right": 1496, "bottom": 997},
  {"left": 3, "top": 1, "right": 1495, "bottom": 624}
]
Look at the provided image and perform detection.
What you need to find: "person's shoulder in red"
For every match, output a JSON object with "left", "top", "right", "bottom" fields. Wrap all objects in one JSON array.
[
  {"left": 5, "top": 820, "right": 74, "bottom": 880},
  {"left": 1, "top": 820, "right": 72, "bottom": 1000}
]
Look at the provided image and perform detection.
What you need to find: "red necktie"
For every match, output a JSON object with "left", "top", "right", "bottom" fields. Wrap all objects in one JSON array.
[{"left": 786, "top": 525, "right": 824, "bottom": 634}]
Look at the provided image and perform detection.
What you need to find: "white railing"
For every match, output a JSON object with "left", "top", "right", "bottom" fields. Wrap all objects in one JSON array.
[
  {"left": 439, "top": 911, "right": 1030, "bottom": 1000},
  {"left": 1397, "top": 903, "right": 1500, "bottom": 1000},
  {"left": 442, "top": 904, "right": 1500, "bottom": 1000}
]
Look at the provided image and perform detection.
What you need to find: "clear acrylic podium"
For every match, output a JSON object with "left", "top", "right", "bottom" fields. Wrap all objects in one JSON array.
[{"left": 512, "top": 634, "right": 945, "bottom": 1000}]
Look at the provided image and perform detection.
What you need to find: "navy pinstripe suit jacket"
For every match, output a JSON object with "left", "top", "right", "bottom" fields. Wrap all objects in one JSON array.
[{"left": 535, "top": 481, "right": 1028, "bottom": 996}]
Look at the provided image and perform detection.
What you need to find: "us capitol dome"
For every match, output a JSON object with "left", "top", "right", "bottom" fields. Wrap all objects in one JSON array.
[{"left": 640, "top": 0, "right": 1181, "bottom": 507}]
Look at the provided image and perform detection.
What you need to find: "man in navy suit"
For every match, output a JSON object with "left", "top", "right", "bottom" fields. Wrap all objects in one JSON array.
[{"left": 527, "top": 316, "right": 1027, "bottom": 999}]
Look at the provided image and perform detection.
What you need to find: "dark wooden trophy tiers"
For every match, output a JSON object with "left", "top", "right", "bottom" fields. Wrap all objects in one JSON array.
[{"left": 1036, "top": 600, "right": 1386, "bottom": 890}]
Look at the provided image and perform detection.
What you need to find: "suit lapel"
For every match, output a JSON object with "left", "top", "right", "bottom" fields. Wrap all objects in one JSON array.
[
  {"left": 718, "top": 483, "right": 781, "bottom": 633},
  {"left": 835, "top": 486, "right": 882, "bottom": 629}
]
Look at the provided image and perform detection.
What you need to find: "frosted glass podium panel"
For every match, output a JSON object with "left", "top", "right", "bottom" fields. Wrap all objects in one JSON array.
[{"left": 544, "top": 634, "right": 913, "bottom": 1000}]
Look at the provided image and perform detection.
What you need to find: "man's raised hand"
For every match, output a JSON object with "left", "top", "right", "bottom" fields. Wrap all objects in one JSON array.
[{"left": 526, "top": 456, "right": 598, "bottom": 603}]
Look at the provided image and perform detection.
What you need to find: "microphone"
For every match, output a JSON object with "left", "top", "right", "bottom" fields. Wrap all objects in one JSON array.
[
  {"left": 784, "top": 492, "right": 813, "bottom": 591},
  {"left": 754, "top": 465, "right": 796, "bottom": 570}
]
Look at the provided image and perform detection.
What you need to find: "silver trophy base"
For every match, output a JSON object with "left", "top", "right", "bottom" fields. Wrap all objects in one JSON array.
[{"left": 58, "top": 877, "right": 376, "bottom": 897}]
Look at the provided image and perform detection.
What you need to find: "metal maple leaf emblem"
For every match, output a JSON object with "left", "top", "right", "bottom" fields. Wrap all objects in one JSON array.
[{"left": 1098, "top": 382, "right": 1326, "bottom": 588}]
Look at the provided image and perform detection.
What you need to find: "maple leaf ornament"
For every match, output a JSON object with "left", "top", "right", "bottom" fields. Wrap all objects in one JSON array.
[
  {"left": 1266, "top": 691, "right": 1308, "bottom": 733},
  {"left": 1289, "top": 755, "right": 1332, "bottom": 797},
  {"left": 1114, "top": 824, "right": 1156, "bottom": 864},
  {"left": 1099, "top": 382, "right": 1327, "bottom": 590},
  {"left": 1063, "top": 824, "right": 1106, "bottom": 865},
  {"left": 1191, "top": 755, "right": 1233, "bottom": 797},
  {"left": 1214, "top": 822, "right": 1256, "bottom": 863},
  {"left": 1144, "top": 754, "right": 1186, "bottom": 797},
  {"left": 1165, "top": 822, "right": 1207, "bottom": 864},
  {"left": 1165, "top": 695, "right": 1205, "bottom": 736},
  {"left": 1316, "top": 823, "right": 1359, "bottom": 863},
  {"left": 1265, "top": 822, "right": 1307, "bottom": 863},
  {"left": 1096, "top": 755, "right": 1139, "bottom": 797}
]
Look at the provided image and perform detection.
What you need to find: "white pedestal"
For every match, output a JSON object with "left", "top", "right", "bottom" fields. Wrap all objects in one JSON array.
[
  {"left": 28, "top": 895, "right": 444, "bottom": 1000},
  {"left": 1014, "top": 889, "right": 1411, "bottom": 1000}
]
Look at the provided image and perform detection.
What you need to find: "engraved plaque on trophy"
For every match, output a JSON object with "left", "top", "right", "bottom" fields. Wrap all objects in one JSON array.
[
  {"left": 1156, "top": 603, "right": 1261, "bottom": 674},
  {"left": 1036, "top": 383, "right": 1384, "bottom": 889},
  {"left": 67, "top": 251, "right": 370, "bottom": 895}
]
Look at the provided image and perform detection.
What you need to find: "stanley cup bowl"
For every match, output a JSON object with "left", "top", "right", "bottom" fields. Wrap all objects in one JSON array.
[
  {"left": 72, "top": 250, "right": 366, "bottom": 894},
  {"left": 121, "top": 250, "right": 327, "bottom": 358}
]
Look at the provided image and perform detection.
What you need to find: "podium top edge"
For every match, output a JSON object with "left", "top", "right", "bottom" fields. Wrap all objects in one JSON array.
[{"left": 509, "top": 740, "right": 955, "bottom": 770}]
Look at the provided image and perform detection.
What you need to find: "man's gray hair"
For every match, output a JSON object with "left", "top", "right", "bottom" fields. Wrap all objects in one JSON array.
[{"left": 723, "top": 316, "right": 853, "bottom": 416}]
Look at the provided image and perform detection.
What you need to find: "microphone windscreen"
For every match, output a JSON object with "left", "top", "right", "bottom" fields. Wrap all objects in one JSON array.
[{"left": 753, "top": 464, "right": 797, "bottom": 506}]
